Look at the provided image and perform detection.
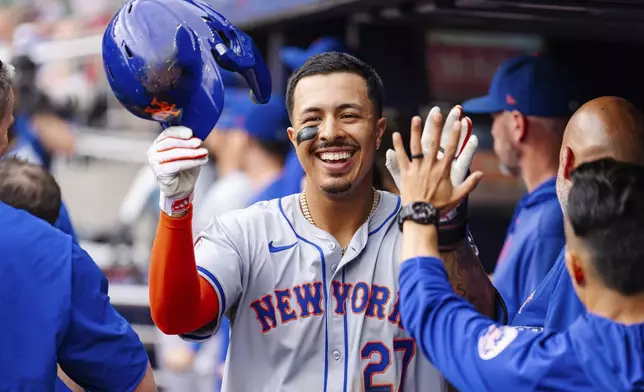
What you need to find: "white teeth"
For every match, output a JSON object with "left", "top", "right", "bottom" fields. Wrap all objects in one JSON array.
[{"left": 319, "top": 152, "right": 352, "bottom": 161}]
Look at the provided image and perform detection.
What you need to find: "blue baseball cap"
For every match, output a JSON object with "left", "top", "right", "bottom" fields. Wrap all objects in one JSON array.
[
  {"left": 239, "top": 94, "right": 290, "bottom": 143},
  {"left": 280, "top": 37, "right": 346, "bottom": 71},
  {"left": 461, "top": 55, "right": 579, "bottom": 117},
  {"left": 216, "top": 88, "right": 255, "bottom": 130}
]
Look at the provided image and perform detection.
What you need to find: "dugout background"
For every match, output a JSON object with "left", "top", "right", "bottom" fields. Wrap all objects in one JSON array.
[{"left": 231, "top": 0, "right": 644, "bottom": 273}]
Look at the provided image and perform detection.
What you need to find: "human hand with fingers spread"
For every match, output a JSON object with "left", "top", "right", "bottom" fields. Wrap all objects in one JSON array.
[
  {"left": 392, "top": 111, "right": 483, "bottom": 213},
  {"left": 386, "top": 105, "right": 477, "bottom": 192},
  {"left": 387, "top": 105, "right": 480, "bottom": 251},
  {"left": 394, "top": 110, "right": 483, "bottom": 261}
]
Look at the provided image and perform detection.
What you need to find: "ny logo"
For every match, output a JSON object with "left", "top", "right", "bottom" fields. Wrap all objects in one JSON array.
[{"left": 144, "top": 98, "right": 182, "bottom": 122}]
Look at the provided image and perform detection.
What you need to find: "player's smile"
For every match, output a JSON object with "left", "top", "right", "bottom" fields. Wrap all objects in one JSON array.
[{"left": 313, "top": 145, "right": 359, "bottom": 175}]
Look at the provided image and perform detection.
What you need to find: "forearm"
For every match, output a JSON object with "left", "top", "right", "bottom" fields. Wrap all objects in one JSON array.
[
  {"left": 399, "top": 257, "right": 496, "bottom": 392},
  {"left": 401, "top": 222, "right": 496, "bottom": 318},
  {"left": 149, "top": 207, "right": 219, "bottom": 334},
  {"left": 440, "top": 239, "right": 496, "bottom": 318}
]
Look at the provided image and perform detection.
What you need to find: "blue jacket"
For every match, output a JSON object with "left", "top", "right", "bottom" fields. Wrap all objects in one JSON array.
[
  {"left": 399, "top": 256, "right": 644, "bottom": 392},
  {"left": 0, "top": 202, "right": 148, "bottom": 390},
  {"left": 493, "top": 176, "right": 565, "bottom": 317},
  {"left": 55, "top": 201, "right": 78, "bottom": 243},
  {"left": 511, "top": 248, "right": 586, "bottom": 331}
]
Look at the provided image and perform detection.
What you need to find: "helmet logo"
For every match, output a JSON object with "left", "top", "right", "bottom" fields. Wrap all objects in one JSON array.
[{"left": 144, "top": 97, "right": 183, "bottom": 122}]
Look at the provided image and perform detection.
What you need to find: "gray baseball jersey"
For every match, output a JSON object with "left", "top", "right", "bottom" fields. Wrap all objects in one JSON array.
[{"left": 181, "top": 191, "right": 446, "bottom": 392}]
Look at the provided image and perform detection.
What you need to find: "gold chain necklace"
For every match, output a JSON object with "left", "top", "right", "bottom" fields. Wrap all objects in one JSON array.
[{"left": 299, "top": 187, "right": 380, "bottom": 255}]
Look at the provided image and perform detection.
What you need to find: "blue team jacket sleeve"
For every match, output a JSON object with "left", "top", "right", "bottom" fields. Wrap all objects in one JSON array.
[
  {"left": 399, "top": 257, "right": 577, "bottom": 392},
  {"left": 57, "top": 244, "right": 149, "bottom": 391}
]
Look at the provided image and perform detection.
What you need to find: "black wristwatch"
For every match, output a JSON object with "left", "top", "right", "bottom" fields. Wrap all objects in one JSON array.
[{"left": 398, "top": 201, "right": 440, "bottom": 232}]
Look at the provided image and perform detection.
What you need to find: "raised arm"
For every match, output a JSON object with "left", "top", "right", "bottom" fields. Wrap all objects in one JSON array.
[
  {"left": 149, "top": 207, "right": 220, "bottom": 334},
  {"left": 390, "top": 109, "right": 546, "bottom": 392},
  {"left": 146, "top": 126, "right": 248, "bottom": 338},
  {"left": 440, "top": 239, "right": 497, "bottom": 319},
  {"left": 386, "top": 105, "right": 501, "bottom": 320}
]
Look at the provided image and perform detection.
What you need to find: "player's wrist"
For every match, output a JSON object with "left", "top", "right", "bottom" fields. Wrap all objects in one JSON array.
[
  {"left": 160, "top": 192, "right": 194, "bottom": 216},
  {"left": 437, "top": 198, "right": 468, "bottom": 252},
  {"left": 401, "top": 221, "right": 440, "bottom": 261}
]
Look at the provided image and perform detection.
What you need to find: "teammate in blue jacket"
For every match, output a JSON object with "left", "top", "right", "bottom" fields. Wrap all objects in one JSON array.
[
  {"left": 510, "top": 96, "right": 644, "bottom": 331},
  {"left": 0, "top": 58, "right": 156, "bottom": 390},
  {"left": 0, "top": 201, "right": 157, "bottom": 390},
  {"left": 461, "top": 55, "right": 575, "bottom": 317},
  {"left": 392, "top": 111, "right": 644, "bottom": 391}
]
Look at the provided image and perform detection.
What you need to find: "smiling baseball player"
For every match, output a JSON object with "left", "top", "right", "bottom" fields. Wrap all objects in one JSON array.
[{"left": 147, "top": 52, "right": 498, "bottom": 391}]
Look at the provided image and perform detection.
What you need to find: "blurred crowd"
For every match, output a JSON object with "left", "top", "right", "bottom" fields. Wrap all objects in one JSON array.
[{"left": 0, "top": 0, "right": 117, "bottom": 167}]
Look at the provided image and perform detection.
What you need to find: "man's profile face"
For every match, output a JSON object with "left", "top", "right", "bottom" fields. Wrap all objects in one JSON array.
[
  {"left": 490, "top": 111, "right": 520, "bottom": 176},
  {"left": 0, "top": 89, "right": 14, "bottom": 156},
  {"left": 288, "top": 72, "right": 386, "bottom": 196}
]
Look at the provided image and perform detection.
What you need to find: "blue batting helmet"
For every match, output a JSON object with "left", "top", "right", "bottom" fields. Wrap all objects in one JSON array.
[{"left": 101, "top": 0, "right": 272, "bottom": 140}]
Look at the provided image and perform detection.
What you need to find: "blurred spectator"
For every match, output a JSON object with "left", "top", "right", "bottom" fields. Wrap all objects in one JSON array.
[
  {"left": 234, "top": 93, "right": 292, "bottom": 204},
  {"left": 280, "top": 37, "right": 347, "bottom": 71},
  {"left": 2, "top": 56, "right": 78, "bottom": 242},
  {"left": 0, "top": 156, "right": 82, "bottom": 392},
  {"left": 193, "top": 88, "right": 254, "bottom": 234},
  {"left": 0, "top": 57, "right": 154, "bottom": 389},
  {"left": 7, "top": 54, "right": 76, "bottom": 167},
  {"left": 0, "top": 156, "right": 61, "bottom": 224},
  {"left": 461, "top": 54, "right": 578, "bottom": 317}
]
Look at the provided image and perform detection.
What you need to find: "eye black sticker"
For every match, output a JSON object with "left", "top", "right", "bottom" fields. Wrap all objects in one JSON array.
[{"left": 296, "top": 126, "right": 319, "bottom": 145}]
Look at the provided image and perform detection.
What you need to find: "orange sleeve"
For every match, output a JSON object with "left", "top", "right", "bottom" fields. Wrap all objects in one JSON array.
[{"left": 149, "top": 206, "right": 220, "bottom": 335}]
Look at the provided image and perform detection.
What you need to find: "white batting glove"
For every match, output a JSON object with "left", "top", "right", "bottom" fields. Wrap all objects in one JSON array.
[
  {"left": 386, "top": 105, "right": 479, "bottom": 251},
  {"left": 147, "top": 126, "right": 209, "bottom": 215},
  {"left": 385, "top": 105, "right": 479, "bottom": 191}
]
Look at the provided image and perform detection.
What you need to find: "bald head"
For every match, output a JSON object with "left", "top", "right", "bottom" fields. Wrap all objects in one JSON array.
[
  {"left": 564, "top": 96, "right": 644, "bottom": 167},
  {"left": 557, "top": 96, "right": 644, "bottom": 211}
]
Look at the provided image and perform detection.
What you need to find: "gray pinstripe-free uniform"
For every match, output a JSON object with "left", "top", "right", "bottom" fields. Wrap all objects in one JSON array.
[{"left": 181, "top": 191, "right": 447, "bottom": 392}]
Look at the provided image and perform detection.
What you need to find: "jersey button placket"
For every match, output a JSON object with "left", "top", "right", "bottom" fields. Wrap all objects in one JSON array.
[{"left": 332, "top": 349, "right": 342, "bottom": 361}]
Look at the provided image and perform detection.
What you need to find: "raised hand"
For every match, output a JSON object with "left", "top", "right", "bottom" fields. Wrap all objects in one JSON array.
[
  {"left": 391, "top": 109, "right": 483, "bottom": 212},
  {"left": 385, "top": 105, "right": 478, "bottom": 192},
  {"left": 147, "top": 126, "right": 209, "bottom": 215}
]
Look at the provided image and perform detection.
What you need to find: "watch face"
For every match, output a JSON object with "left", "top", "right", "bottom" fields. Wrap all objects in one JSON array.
[
  {"left": 412, "top": 201, "right": 431, "bottom": 212},
  {"left": 412, "top": 202, "right": 438, "bottom": 224},
  {"left": 398, "top": 202, "right": 439, "bottom": 231}
]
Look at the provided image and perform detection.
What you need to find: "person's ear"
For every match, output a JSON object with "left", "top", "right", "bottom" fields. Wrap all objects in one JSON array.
[
  {"left": 509, "top": 110, "right": 527, "bottom": 143},
  {"left": 375, "top": 117, "right": 387, "bottom": 150},
  {"left": 565, "top": 249, "right": 586, "bottom": 287},
  {"left": 287, "top": 127, "right": 296, "bottom": 146},
  {"left": 561, "top": 146, "right": 574, "bottom": 180}
]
